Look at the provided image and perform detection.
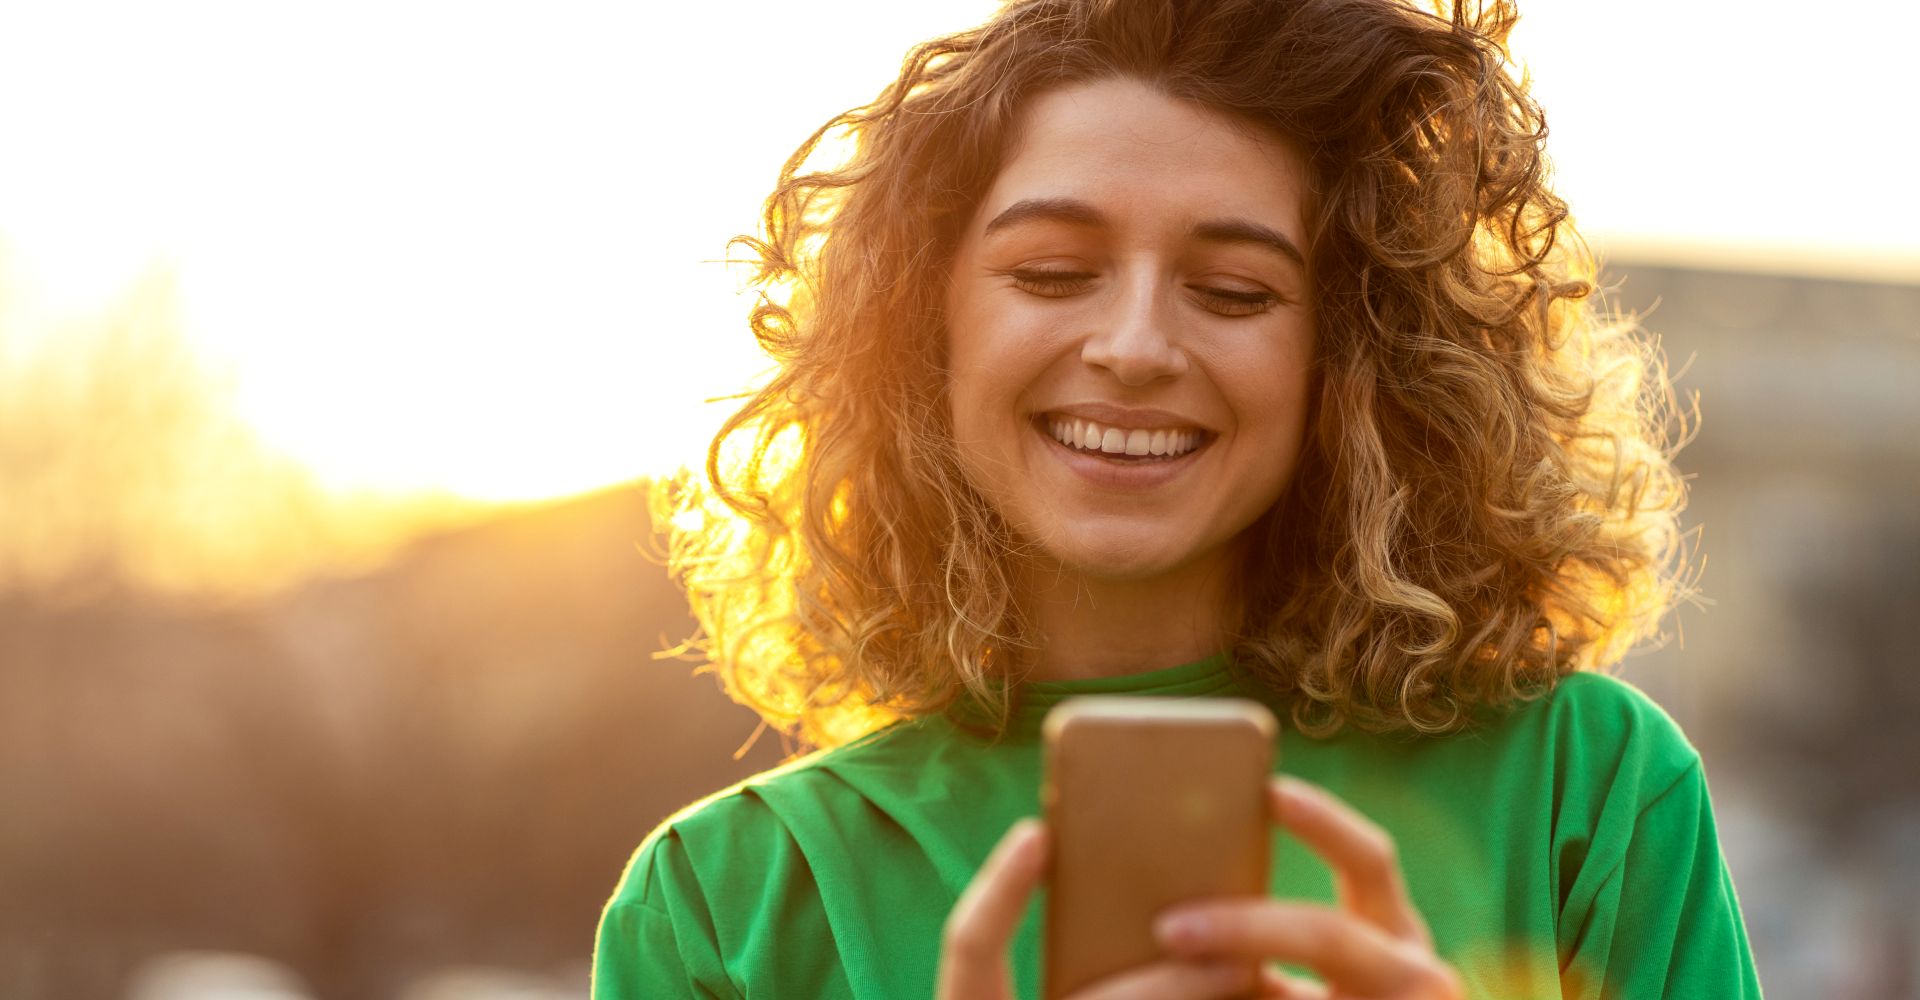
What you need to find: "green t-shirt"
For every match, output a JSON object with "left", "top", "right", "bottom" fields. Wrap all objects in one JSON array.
[{"left": 592, "top": 655, "right": 1761, "bottom": 998}]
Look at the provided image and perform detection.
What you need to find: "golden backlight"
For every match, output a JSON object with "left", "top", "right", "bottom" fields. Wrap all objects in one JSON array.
[
  {"left": 0, "top": 0, "right": 1911, "bottom": 600},
  {"left": 0, "top": 2, "right": 997, "bottom": 497},
  {"left": 0, "top": 1, "right": 992, "bottom": 599}
]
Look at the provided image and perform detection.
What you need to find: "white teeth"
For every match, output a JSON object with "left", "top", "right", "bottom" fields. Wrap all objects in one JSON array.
[{"left": 1045, "top": 416, "right": 1205, "bottom": 458}]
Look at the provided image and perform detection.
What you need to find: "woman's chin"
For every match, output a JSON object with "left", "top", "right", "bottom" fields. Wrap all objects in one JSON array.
[{"left": 1037, "top": 535, "right": 1209, "bottom": 585}]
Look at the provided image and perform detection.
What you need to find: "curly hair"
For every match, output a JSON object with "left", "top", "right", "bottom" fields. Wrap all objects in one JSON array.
[{"left": 655, "top": 0, "right": 1697, "bottom": 749}]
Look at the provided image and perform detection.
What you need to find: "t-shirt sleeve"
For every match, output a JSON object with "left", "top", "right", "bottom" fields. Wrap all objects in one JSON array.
[
  {"left": 592, "top": 828, "right": 736, "bottom": 1000},
  {"left": 1556, "top": 732, "right": 1762, "bottom": 997}
]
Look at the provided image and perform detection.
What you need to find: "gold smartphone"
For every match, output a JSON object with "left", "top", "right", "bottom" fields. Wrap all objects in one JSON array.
[{"left": 1040, "top": 695, "right": 1278, "bottom": 999}]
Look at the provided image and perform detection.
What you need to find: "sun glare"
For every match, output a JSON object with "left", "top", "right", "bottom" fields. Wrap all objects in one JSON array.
[
  {"left": 0, "top": 1, "right": 995, "bottom": 598},
  {"left": 0, "top": 0, "right": 1911, "bottom": 599},
  {"left": 5, "top": 0, "right": 1910, "bottom": 504},
  {"left": 0, "top": 1, "right": 996, "bottom": 507}
]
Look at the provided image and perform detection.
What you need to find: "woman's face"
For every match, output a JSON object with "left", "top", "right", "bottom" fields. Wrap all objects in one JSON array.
[{"left": 944, "top": 76, "right": 1316, "bottom": 585}]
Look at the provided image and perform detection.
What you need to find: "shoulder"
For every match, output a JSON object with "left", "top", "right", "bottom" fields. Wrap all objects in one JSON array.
[
  {"left": 606, "top": 717, "right": 934, "bottom": 910},
  {"left": 1531, "top": 670, "right": 1687, "bottom": 735},
  {"left": 1325, "top": 671, "right": 1704, "bottom": 821},
  {"left": 1516, "top": 671, "right": 1702, "bottom": 789},
  {"left": 1480, "top": 671, "right": 1709, "bottom": 867}
]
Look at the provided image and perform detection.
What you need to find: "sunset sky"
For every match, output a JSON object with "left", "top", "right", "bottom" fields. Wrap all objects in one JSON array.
[{"left": 2, "top": 0, "right": 1914, "bottom": 503}]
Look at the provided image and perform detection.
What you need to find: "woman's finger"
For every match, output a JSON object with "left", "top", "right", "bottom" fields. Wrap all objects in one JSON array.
[
  {"left": 1156, "top": 899, "right": 1448, "bottom": 997},
  {"left": 1270, "top": 777, "right": 1430, "bottom": 944},
  {"left": 937, "top": 818, "right": 1048, "bottom": 998},
  {"left": 1256, "top": 964, "right": 1330, "bottom": 1000},
  {"left": 1065, "top": 958, "right": 1257, "bottom": 1000}
]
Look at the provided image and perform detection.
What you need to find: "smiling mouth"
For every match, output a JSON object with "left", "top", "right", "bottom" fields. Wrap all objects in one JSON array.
[{"left": 1033, "top": 414, "right": 1214, "bottom": 462}]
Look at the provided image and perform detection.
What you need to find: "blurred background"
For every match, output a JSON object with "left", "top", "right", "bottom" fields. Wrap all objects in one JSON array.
[{"left": 2, "top": 1, "right": 1915, "bottom": 997}]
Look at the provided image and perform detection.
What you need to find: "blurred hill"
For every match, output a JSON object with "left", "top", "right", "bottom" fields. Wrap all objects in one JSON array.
[{"left": 0, "top": 484, "right": 786, "bottom": 1000}]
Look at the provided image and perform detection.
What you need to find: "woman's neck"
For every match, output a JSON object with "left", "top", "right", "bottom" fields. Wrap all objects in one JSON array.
[{"left": 1018, "top": 553, "right": 1239, "bottom": 683}]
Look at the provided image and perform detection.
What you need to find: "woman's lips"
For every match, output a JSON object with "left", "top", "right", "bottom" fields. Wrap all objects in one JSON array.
[{"left": 1033, "top": 418, "right": 1209, "bottom": 490}]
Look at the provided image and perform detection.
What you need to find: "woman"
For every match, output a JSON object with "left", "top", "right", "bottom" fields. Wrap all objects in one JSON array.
[{"left": 595, "top": 0, "right": 1760, "bottom": 996}]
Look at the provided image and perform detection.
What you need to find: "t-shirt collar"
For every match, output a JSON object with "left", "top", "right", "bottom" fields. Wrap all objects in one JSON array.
[{"left": 946, "top": 651, "right": 1247, "bottom": 740}]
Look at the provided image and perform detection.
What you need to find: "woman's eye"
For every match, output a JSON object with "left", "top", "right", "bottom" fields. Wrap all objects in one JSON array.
[
  {"left": 1192, "top": 285, "right": 1279, "bottom": 316},
  {"left": 1009, "top": 268, "right": 1095, "bottom": 296}
]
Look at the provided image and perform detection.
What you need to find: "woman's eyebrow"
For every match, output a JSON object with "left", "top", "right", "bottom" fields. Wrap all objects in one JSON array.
[
  {"left": 983, "top": 197, "right": 1107, "bottom": 237},
  {"left": 1190, "top": 218, "right": 1305, "bottom": 269},
  {"left": 983, "top": 199, "right": 1303, "bottom": 268}
]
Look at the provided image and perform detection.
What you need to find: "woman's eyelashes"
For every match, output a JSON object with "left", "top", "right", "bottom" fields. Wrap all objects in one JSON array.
[
  {"left": 1193, "top": 284, "right": 1279, "bottom": 316},
  {"left": 1007, "top": 267, "right": 1096, "bottom": 296},
  {"left": 1004, "top": 267, "right": 1279, "bottom": 316}
]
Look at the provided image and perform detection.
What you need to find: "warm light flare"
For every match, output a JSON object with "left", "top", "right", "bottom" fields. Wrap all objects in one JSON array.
[
  {"left": 0, "top": 1, "right": 998, "bottom": 506},
  {"left": 1, "top": 0, "right": 1907, "bottom": 602},
  {"left": 0, "top": 267, "right": 500, "bottom": 602}
]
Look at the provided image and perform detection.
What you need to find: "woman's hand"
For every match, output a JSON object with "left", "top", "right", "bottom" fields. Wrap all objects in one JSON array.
[
  {"left": 937, "top": 819, "right": 1263, "bottom": 1000},
  {"left": 1153, "top": 777, "right": 1464, "bottom": 999},
  {"left": 937, "top": 778, "right": 1462, "bottom": 999}
]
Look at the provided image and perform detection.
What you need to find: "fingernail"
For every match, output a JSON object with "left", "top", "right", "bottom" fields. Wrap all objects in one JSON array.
[
  {"left": 1012, "top": 820, "right": 1044, "bottom": 855},
  {"left": 1155, "top": 912, "right": 1208, "bottom": 945},
  {"left": 1277, "top": 776, "right": 1319, "bottom": 809}
]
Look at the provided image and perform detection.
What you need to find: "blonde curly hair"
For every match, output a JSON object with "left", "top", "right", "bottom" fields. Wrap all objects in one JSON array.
[{"left": 655, "top": 0, "right": 1697, "bottom": 749}]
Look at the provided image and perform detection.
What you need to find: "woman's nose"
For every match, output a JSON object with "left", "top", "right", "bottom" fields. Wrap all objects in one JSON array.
[{"left": 1079, "top": 275, "right": 1188, "bottom": 386}]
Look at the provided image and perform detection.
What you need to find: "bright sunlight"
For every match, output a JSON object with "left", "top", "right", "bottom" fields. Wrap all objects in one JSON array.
[
  {"left": 0, "top": 1, "right": 997, "bottom": 504},
  {"left": 1, "top": 0, "right": 1913, "bottom": 600}
]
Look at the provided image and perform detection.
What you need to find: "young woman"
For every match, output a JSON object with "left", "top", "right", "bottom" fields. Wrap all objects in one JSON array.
[{"left": 594, "top": 0, "right": 1761, "bottom": 996}]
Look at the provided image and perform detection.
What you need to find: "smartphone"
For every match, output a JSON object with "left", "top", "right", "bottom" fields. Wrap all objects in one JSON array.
[{"left": 1040, "top": 695, "right": 1278, "bottom": 999}]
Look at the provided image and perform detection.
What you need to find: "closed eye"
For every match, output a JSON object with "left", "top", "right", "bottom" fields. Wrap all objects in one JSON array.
[
  {"left": 1009, "top": 268, "right": 1096, "bottom": 297},
  {"left": 1191, "top": 285, "right": 1279, "bottom": 316},
  {"left": 1006, "top": 268, "right": 1279, "bottom": 315}
]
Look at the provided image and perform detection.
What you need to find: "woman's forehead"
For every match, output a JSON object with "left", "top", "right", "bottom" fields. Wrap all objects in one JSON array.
[{"left": 972, "top": 78, "right": 1309, "bottom": 245}]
